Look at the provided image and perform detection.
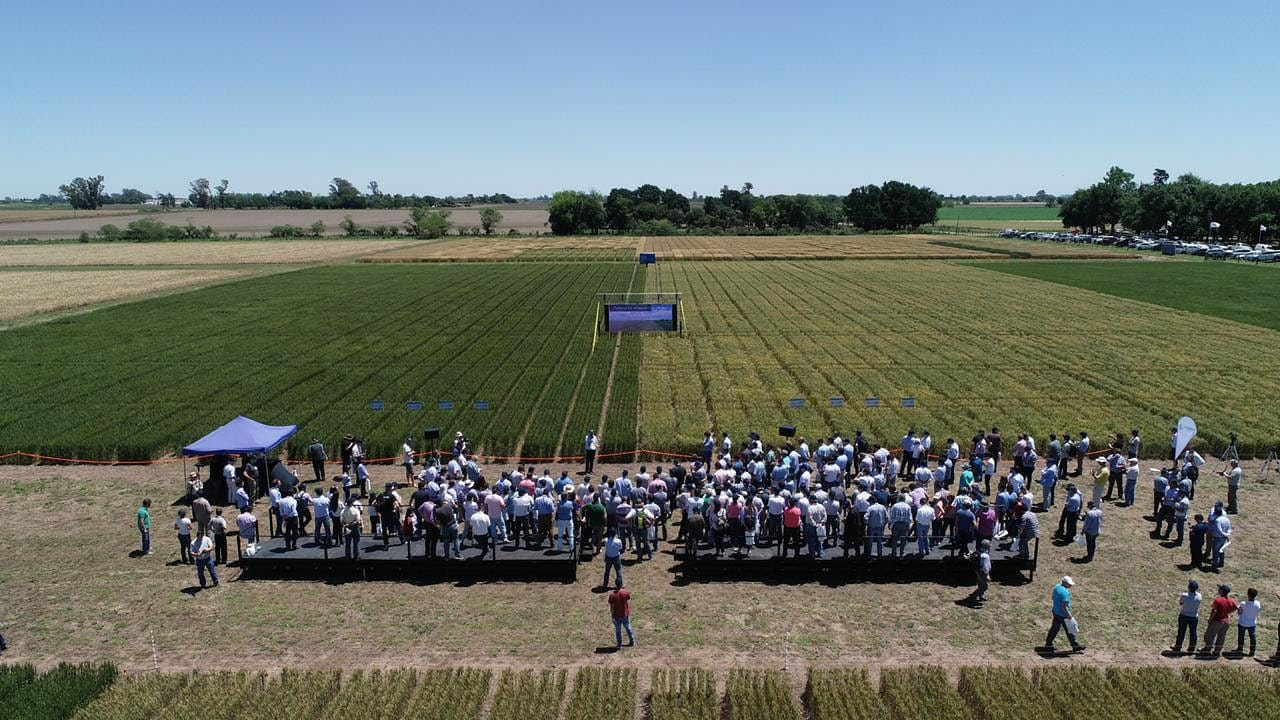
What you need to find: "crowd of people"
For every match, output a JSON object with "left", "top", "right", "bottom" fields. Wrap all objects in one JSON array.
[{"left": 146, "top": 423, "right": 1264, "bottom": 658}]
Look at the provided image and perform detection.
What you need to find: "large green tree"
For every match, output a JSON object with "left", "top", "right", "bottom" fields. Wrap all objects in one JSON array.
[
  {"left": 188, "top": 178, "right": 212, "bottom": 209},
  {"left": 329, "top": 177, "right": 365, "bottom": 209},
  {"left": 547, "top": 190, "right": 606, "bottom": 235},
  {"left": 59, "top": 175, "right": 106, "bottom": 209}
]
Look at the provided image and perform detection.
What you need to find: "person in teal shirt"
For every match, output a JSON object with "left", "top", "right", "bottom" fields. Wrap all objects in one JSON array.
[
  {"left": 137, "top": 499, "right": 152, "bottom": 555},
  {"left": 1044, "top": 575, "right": 1084, "bottom": 652}
]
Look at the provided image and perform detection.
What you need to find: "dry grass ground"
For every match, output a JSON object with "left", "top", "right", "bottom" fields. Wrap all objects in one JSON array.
[
  {"left": 0, "top": 207, "right": 145, "bottom": 224},
  {"left": 0, "top": 206, "right": 549, "bottom": 239},
  {"left": 0, "top": 461, "right": 1275, "bottom": 674},
  {"left": 0, "top": 239, "right": 424, "bottom": 266},
  {"left": 0, "top": 269, "right": 250, "bottom": 324}
]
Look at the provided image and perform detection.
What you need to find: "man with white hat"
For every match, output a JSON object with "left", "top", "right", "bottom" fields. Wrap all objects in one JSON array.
[{"left": 1044, "top": 575, "right": 1085, "bottom": 652}]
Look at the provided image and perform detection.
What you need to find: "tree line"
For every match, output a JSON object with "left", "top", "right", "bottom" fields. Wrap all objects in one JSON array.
[
  {"left": 1060, "top": 167, "right": 1280, "bottom": 240},
  {"left": 52, "top": 175, "right": 519, "bottom": 211},
  {"left": 549, "top": 181, "right": 941, "bottom": 235}
]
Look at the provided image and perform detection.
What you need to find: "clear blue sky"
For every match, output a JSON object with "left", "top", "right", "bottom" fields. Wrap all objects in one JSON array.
[{"left": 3, "top": 1, "right": 1277, "bottom": 198}]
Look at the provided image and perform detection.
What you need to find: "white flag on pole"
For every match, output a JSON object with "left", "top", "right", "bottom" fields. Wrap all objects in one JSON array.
[
  {"left": 1262, "top": 225, "right": 1269, "bottom": 232},
  {"left": 1174, "top": 416, "right": 1197, "bottom": 459},
  {"left": 1209, "top": 221, "right": 1221, "bottom": 229},
  {"left": 1166, "top": 220, "right": 1173, "bottom": 228}
]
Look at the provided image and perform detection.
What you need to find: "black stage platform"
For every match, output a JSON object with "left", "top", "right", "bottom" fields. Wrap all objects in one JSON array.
[
  {"left": 670, "top": 535, "right": 1039, "bottom": 582},
  {"left": 237, "top": 534, "right": 580, "bottom": 582}
]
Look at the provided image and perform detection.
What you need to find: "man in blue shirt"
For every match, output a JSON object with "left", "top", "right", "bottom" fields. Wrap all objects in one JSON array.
[
  {"left": 554, "top": 495, "right": 576, "bottom": 553},
  {"left": 889, "top": 495, "right": 913, "bottom": 557},
  {"left": 1081, "top": 501, "right": 1103, "bottom": 562},
  {"left": 601, "top": 528, "right": 624, "bottom": 589},
  {"left": 1044, "top": 576, "right": 1085, "bottom": 652}
]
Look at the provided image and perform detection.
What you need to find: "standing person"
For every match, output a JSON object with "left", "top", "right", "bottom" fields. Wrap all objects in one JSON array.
[
  {"left": 223, "top": 459, "right": 238, "bottom": 505},
  {"left": 1017, "top": 507, "right": 1040, "bottom": 561},
  {"left": 1172, "top": 580, "right": 1202, "bottom": 654},
  {"left": 234, "top": 480, "right": 251, "bottom": 513},
  {"left": 864, "top": 496, "right": 887, "bottom": 558},
  {"left": 438, "top": 500, "right": 460, "bottom": 559},
  {"left": 1090, "top": 458, "right": 1108, "bottom": 508},
  {"left": 602, "top": 528, "right": 624, "bottom": 589},
  {"left": 1080, "top": 501, "right": 1103, "bottom": 562},
  {"left": 340, "top": 433, "right": 355, "bottom": 475},
  {"left": 341, "top": 496, "right": 363, "bottom": 560},
  {"left": 1039, "top": 461, "right": 1059, "bottom": 509},
  {"left": 1189, "top": 513, "right": 1209, "bottom": 568},
  {"left": 136, "top": 499, "right": 152, "bottom": 556},
  {"left": 702, "top": 431, "right": 714, "bottom": 468},
  {"left": 915, "top": 500, "right": 936, "bottom": 556},
  {"left": 312, "top": 486, "right": 332, "bottom": 547},
  {"left": 1043, "top": 576, "right": 1084, "bottom": 652},
  {"left": 308, "top": 438, "right": 327, "bottom": 483},
  {"left": 1123, "top": 458, "right": 1139, "bottom": 507},
  {"left": 1075, "top": 432, "right": 1090, "bottom": 476},
  {"left": 376, "top": 484, "right": 402, "bottom": 546},
  {"left": 236, "top": 506, "right": 258, "bottom": 555},
  {"left": 401, "top": 437, "right": 415, "bottom": 483},
  {"left": 210, "top": 508, "right": 228, "bottom": 565},
  {"left": 986, "top": 427, "right": 1003, "bottom": 478},
  {"left": 191, "top": 491, "right": 212, "bottom": 538},
  {"left": 608, "top": 584, "right": 634, "bottom": 648},
  {"left": 1055, "top": 484, "right": 1082, "bottom": 540},
  {"left": 278, "top": 489, "right": 299, "bottom": 551},
  {"left": 1127, "top": 429, "right": 1141, "bottom": 460},
  {"left": 175, "top": 509, "right": 193, "bottom": 564},
  {"left": 1220, "top": 460, "right": 1242, "bottom": 514},
  {"left": 971, "top": 540, "right": 991, "bottom": 603},
  {"left": 555, "top": 494, "right": 576, "bottom": 554},
  {"left": 584, "top": 429, "right": 599, "bottom": 474},
  {"left": 1235, "top": 588, "right": 1261, "bottom": 656},
  {"left": 469, "top": 507, "right": 492, "bottom": 559},
  {"left": 191, "top": 531, "right": 219, "bottom": 589},
  {"left": 889, "top": 494, "right": 913, "bottom": 557},
  {"left": 782, "top": 499, "right": 804, "bottom": 559},
  {"left": 1202, "top": 584, "right": 1238, "bottom": 657},
  {"left": 1210, "top": 503, "right": 1232, "bottom": 570}
]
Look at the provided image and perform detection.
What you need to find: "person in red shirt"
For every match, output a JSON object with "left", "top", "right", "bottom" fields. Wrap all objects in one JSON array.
[
  {"left": 782, "top": 499, "right": 804, "bottom": 559},
  {"left": 1202, "top": 584, "right": 1238, "bottom": 657},
  {"left": 608, "top": 585, "right": 634, "bottom": 648}
]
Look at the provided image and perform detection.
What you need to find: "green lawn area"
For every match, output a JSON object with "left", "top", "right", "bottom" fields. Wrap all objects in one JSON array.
[
  {"left": 973, "top": 259, "right": 1280, "bottom": 332},
  {"left": 936, "top": 204, "right": 1060, "bottom": 221}
]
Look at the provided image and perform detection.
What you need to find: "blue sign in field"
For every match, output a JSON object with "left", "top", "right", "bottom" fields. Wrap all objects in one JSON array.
[
  {"left": 474, "top": 400, "right": 490, "bottom": 411},
  {"left": 789, "top": 397, "right": 805, "bottom": 408},
  {"left": 829, "top": 396, "right": 845, "bottom": 407},
  {"left": 865, "top": 397, "right": 880, "bottom": 408},
  {"left": 406, "top": 401, "right": 422, "bottom": 411},
  {"left": 438, "top": 401, "right": 454, "bottom": 411},
  {"left": 369, "top": 400, "right": 384, "bottom": 411},
  {"left": 900, "top": 397, "right": 916, "bottom": 408}
]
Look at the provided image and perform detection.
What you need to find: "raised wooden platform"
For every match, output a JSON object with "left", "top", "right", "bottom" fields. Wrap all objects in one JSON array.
[{"left": 236, "top": 534, "right": 580, "bottom": 582}]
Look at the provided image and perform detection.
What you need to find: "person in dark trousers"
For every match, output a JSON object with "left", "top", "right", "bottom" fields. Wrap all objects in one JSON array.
[
  {"left": 308, "top": 438, "right": 327, "bottom": 483},
  {"left": 1188, "top": 513, "right": 1209, "bottom": 568},
  {"left": 1172, "top": 580, "right": 1201, "bottom": 654},
  {"left": 340, "top": 433, "right": 355, "bottom": 475},
  {"left": 1044, "top": 576, "right": 1084, "bottom": 652},
  {"left": 584, "top": 429, "right": 599, "bottom": 474},
  {"left": 971, "top": 540, "right": 991, "bottom": 603},
  {"left": 210, "top": 507, "right": 228, "bottom": 565},
  {"left": 377, "top": 484, "right": 402, "bottom": 546},
  {"left": 136, "top": 498, "right": 152, "bottom": 556}
]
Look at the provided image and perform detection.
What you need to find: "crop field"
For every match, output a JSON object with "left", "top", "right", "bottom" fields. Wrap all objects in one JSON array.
[
  {"left": 0, "top": 262, "right": 640, "bottom": 461},
  {"left": 363, "top": 234, "right": 639, "bottom": 262},
  {"left": 0, "top": 205, "right": 145, "bottom": 224},
  {"left": 929, "top": 237, "right": 1139, "bottom": 259},
  {"left": 642, "top": 259, "right": 1280, "bottom": 455},
  {"left": 933, "top": 203, "right": 1063, "bottom": 231},
  {"left": 0, "top": 239, "right": 423, "bottom": 266},
  {"left": 0, "top": 206, "right": 550, "bottom": 239},
  {"left": 0, "top": 268, "right": 249, "bottom": 324},
  {"left": 637, "top": 234, "right": 999, "bottom": 260},
  {"left": 11, "top": 664, "right": 1275, "bottom": 720},
  {"left": 980, "top": 259, "right": 1280, "bottom": 332}
]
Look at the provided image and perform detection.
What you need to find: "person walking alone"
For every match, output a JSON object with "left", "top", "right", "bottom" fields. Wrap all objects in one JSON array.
[
  {"left": 191, "top": 531, "right": 219, "bottom": 589},
  {"left": 608, "top": 583, "right": 634, "bottom": 648},
  {"left": 1172, "top": 580, "right": 1201, "bottom": 654},
  {"left": 1043, "top": 576, "right": 1084, "bottom": 652},
  {"left": 602, "top": 528, "right": 624, "bottom": 589},
  {"left": 1081, "top": 501, "right": 1103, "bottom": 562},
  {"left": 136, "top": 499, "right": 152, "bottom": 556},
  {"left": 308, "top": 437, "right": 327, "bottom": 483},
  {"left": 584, "top": 430, "right": 600, "bottom": 474},
  {"left": 1235, "top": 588, "right": 1261, "bottom": 656}
]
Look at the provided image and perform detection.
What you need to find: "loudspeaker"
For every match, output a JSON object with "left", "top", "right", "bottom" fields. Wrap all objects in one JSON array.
[
  {"left": 778, "top": 424, "right": 796, "bottom": 437},
  {"left": 424, "top": 427, "right": 441, "bottom": 441}
]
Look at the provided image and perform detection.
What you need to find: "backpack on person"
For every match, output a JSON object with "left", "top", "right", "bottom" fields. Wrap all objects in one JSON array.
[{"left": 378, "top": 492, "right": 396, "bottom": 515}]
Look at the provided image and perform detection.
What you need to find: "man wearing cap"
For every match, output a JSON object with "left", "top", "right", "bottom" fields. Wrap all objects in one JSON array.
[
  {"left": 1201, "top": 584, "right": 1238, "bottom": 657},
  {"left": 1172, "top": 579, "right": 1202, "bottom": 654},
  {"left": 308, "top": 438, "right": 327, "bottom": 483},
  {"left": 1044, "top": 576, "right": 1084, "bottom": 652}
]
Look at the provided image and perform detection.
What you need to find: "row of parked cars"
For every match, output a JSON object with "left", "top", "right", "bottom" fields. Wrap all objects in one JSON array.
[{"left": 999, "top": 229, "right": 1280, "bottom": 262}]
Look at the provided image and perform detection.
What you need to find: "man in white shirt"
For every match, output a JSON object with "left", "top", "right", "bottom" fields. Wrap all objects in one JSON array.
[
  {"left": 1236, "top": 588, "right": 1262, "bottom": 656},
  {"left": 223, "top": 460, "right": 237, "bottom": 505},
  {"left": 191, "top": 532, "right": 219, "bottom": 589},
  {"left": 278, "top": 491, "right": 299, "bottom": 550},
  {"left": 340, "top": 499, "right": 363, "bottom": 559},
  {"left": 267, "top": 480, "right": 284, "bottom": 538},
  {"left": 469, "top": 509, "right": 493, "bottom": 558},
  {"left": 584, "top": 430, "right": 600, "bottom": 473},
  {"left": 312, "top": 487, "right": 332, "bottom": 547},
  {"left": 915, "top": 501, "right": 936, "bottom": 555}
]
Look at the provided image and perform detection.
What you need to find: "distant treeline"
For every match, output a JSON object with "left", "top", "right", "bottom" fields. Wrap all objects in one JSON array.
[
  {"left": 549, "top": 181, "right": 941, "bottom": 235},
  {"left": 1061, "top": 167, "right": 1280, "bottom": 240}
]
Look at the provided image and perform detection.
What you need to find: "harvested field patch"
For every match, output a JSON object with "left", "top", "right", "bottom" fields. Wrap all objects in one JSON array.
[
  {"left": 0, "top": 268, "right": 250, "bottom": 323},
  {"left": 638, "top": 234, "right": 1000, "bottom": 260},
  {"left": 363, "top": 235, "right": 639, "bottom": 262},
  {"left": 0, "top": 239, "right": 422, "bottom": 266}
]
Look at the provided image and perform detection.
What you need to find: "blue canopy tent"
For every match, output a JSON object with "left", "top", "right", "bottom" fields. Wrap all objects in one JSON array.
[{"left": 183, "top": 416, "right": 298, "bottom": 501}]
